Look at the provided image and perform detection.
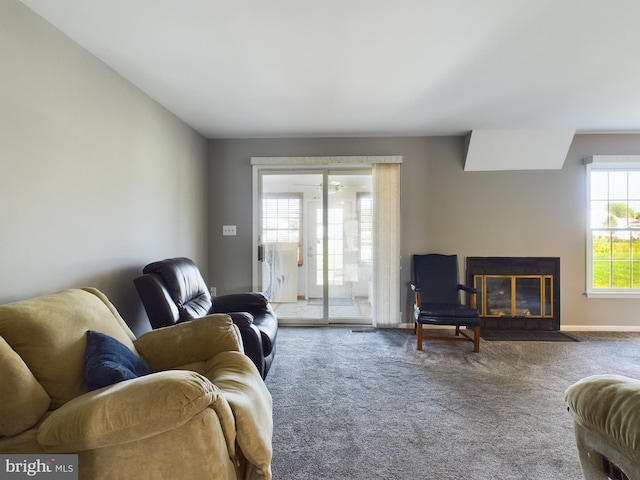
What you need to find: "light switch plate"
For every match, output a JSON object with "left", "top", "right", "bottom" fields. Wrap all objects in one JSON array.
[{"left": 222, "top": 225, "right": 236, "bottom": 236}]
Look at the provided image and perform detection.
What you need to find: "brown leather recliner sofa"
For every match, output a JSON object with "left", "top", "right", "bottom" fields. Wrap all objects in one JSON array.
[
  {"left": 0, "top": 287, "right": 272, "bottom": 480},
  {"left": 134, "top": 257, "right": 277, "bottom": 379}
]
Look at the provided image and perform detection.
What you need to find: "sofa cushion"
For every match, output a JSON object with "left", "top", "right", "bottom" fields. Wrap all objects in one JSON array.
[
  {"left": 0, "top": 336, "right": 51, "bottom": 436},
  {"left": 38, "top": 370, "right": 232, "bottom": 453},
  {"left": 134, "top": 314, "right": 242, "bottom": 372},
  {"left": 85, "top": 331, "right": 150, "bottom": 391},
  {"left": 0, "top": 288, "right": 138, "bottom": 409}
]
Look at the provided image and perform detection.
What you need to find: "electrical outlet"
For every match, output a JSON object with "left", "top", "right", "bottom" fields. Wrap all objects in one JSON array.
[
  {"left": 222, "top": 225, "right": 236, "bottom": 236},
  {"left": 210, "top": 286, "right": 216, "bottom": 297}
]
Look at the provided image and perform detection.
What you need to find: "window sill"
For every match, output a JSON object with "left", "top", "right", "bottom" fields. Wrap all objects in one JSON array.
[{"left": 585, "top": 291, "right": 640, "bottom": 299}]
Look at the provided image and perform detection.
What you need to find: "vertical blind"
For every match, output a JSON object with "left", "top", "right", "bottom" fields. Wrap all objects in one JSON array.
[{"left": 373, "top": 162, "right": 401, "bottom": 327}]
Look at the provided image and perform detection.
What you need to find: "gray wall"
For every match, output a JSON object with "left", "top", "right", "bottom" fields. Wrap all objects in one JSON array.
[
  {"left": 209, "top": 134, "right": 640, "bottom": 329},
  {"left": 1, "top": 1, "right": 208, "bottom": 336},
  {"left": 5, "top": 0, "right": 640, "bottom": 332},
  {"left": 207, "top": 137, "right": 425, "bottom": 295}
]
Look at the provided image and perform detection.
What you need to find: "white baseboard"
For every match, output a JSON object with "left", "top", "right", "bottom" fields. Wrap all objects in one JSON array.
[
  {"left": 561, "top": 325, "right": 640, "bottom": 332},
  {"left": 400, "top": 323, "right": 640, "bottom": 332}
]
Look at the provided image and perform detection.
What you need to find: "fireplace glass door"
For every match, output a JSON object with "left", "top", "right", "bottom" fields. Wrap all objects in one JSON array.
[{"left": 474, "top": 275, "right": 553, "bottom": 318}]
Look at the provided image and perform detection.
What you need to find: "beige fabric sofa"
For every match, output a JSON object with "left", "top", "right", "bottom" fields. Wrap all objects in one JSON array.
[
  {"left": 0, "top": 287, "right": 272, "bottom": 480},
  {"left": 565, "top": 374, "right": 640, "bottom": 480}
]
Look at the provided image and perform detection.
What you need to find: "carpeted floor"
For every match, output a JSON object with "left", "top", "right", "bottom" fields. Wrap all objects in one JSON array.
[{"left": 265, "top": 327, "right": 640, "bottom": 480}]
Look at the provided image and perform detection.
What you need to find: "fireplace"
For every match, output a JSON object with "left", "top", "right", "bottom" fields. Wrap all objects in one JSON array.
[{"left": 465, "top": 257, "right": 560, "bottom": 330}]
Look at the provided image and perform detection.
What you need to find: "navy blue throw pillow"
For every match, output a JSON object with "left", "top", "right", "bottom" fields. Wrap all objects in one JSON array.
[{"left": 84, "top": 330, "right": 150, "bottom": 391}]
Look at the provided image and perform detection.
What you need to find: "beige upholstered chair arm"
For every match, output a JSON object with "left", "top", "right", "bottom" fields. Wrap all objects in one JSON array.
[
  {"left": 565, "top": 374, "right": 640, "bottom": 455},
  {"left": 134, "top": 314, "right": 243, "bottom": 371},
  {"left": 36, "top": 370, "right": 236, "bottom": 455}
]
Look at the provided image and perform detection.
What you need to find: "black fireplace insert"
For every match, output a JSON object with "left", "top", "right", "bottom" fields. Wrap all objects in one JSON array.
[{"left": 466, "top": 257, "right": 560, "bottom": 331}]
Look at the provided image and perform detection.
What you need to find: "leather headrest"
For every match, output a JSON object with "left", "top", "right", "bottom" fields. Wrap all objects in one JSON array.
[{"left": 143, "top": 257, "right": 212, "bottom": 320}]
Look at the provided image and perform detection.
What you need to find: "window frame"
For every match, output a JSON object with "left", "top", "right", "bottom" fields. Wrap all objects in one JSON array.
[{"left": 585, "top": 155, "right": 640, "bottom": 298}]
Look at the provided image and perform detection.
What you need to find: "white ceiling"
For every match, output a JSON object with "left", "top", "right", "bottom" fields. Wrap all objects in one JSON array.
[{"left": 19, "top": 0, "right": 640, "bottom": 140}]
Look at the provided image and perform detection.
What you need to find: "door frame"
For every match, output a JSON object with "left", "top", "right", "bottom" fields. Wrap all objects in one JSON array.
[
  {"left": 251, "top": 155, "right": 403, "bottom": 327},
  {"left": 252, "top": 164, "right": 372, "bottom": 325}
]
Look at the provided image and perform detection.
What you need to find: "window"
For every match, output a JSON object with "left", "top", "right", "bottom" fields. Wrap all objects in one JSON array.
[
  {"left": 262, "top": 194, "right": 303, "bottom": 265},
  {"left": 358, "top": 193, "right": 373, "bottom": 262},
  {"left": 316, "top": 207, "right": 344, "bottom": 285},
  {"left": 586, "top": 156, "right": 640, "bottom": 297}
]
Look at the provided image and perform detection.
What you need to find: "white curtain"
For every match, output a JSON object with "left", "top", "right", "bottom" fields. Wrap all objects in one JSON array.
[{"left": 373, "top": 162, "right": 401, "bottom": 327}]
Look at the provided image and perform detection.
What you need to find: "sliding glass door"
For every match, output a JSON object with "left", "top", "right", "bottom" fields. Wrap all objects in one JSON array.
[
  {"left": 325, "top": 171, "right": 372, "bottom": 321},
  {"left": 256, "top": 169, "right": 372, "bottom": 325}
]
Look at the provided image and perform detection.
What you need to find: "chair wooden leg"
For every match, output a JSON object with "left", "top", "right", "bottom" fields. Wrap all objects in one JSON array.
[
  {"left": 416, "top": 323, "right": 423, "bottom": 351},
  {"left": 473, "top": 326, "right": 480, "bottom": 353},
  {"left": 455, "top": 325, "right": 461, "bottom": 336}
]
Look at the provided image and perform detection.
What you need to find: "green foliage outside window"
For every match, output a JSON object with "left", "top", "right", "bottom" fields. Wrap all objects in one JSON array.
[{"left": 592, "top": 236, "right": 640, "bottom": 288}]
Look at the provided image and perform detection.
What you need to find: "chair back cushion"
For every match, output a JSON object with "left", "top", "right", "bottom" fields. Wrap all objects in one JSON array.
[
  {"left": 413, "top": 254, "right": 460, "bottom": 305},
  {"left": 143, "top": 257, "right": 212, "bottom": 321},
  {"left": 0, "top": 288, "right": 138, "bottom": 409}
]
